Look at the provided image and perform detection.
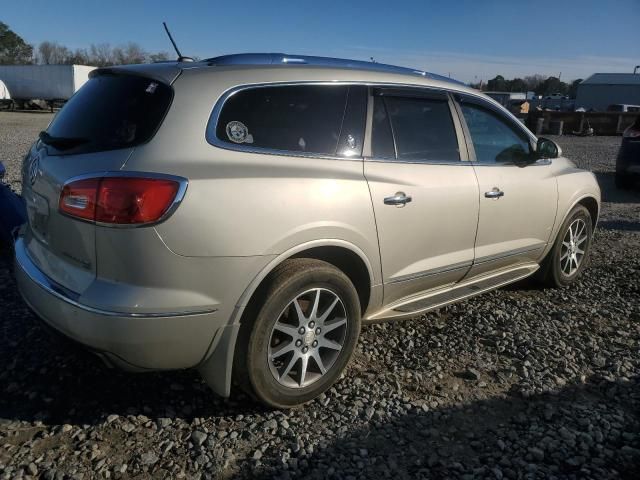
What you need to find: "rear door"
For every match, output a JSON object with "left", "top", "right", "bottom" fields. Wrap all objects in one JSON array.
[
  {"left": 453, "top": 94, "right": 557, "bottom": 277},
  {"left": 22, "top": 72, "right": 173, "bottom": 293},
  {"left": 364, "top": 88, "right": 480, "bottom": 305}
]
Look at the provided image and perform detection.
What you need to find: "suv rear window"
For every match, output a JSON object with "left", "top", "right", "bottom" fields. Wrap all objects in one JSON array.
[
  {"left": 214, "top": 85, "right": 349, "bottom": 156},
  {"left": 44, "top": 73, "right": 172, "bottom": 155}
]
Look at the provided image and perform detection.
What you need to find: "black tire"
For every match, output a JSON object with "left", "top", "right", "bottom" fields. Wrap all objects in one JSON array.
[
  {"left": 538, "top": 205, "right": 593, "bottom": 288},
  {"left": 615, "top": 172, "right": 633, "bottom": 190},
  {"left": 234, "top": 258, "right": 361, "bottom": 408}
]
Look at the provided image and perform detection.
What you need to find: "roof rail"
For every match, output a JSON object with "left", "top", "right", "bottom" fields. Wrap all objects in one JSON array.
[{"left": 203, "top": 53, "right": 465, "bottom": 85}]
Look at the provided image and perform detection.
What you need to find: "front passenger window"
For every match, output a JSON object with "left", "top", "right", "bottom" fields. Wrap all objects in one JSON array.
[{"left": 461, "top": 104, "right": 531, "bottom": 163}]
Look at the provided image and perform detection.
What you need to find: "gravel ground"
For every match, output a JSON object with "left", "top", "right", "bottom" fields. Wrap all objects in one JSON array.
[{"left": 1, "top": 111, "right": 639, "bottom": 479}]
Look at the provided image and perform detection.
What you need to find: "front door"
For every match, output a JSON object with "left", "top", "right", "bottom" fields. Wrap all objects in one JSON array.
[
  {"left": 454, "top": 95, "right": 558, "bottom": 277},
  {"left": 364, "top": 88, "right": 480, "bottom": 305}
]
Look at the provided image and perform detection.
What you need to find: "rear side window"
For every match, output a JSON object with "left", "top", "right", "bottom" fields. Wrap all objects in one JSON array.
[
  {"left": 372, "top": 95, "right": 460, "bottom": 162},
  {"left": 45, "top": 74, "right": 172, "bottom": 155},
  {"left": 215, "top": 85, "right": 350, "bottom": 156}
]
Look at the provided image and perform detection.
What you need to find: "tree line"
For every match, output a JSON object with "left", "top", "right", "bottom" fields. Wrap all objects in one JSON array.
[
  {"left": 470, "top": 74, "right": 583, "bottom": 98},
  {"left": 0, "top": 21, "right": 171, "bottom": 66}
]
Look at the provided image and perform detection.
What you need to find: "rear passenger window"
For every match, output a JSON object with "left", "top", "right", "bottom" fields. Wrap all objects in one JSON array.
[
  {"left": 371, "top": 95, "right": 460, "bottom": 162},
  {"left": 214, "top": 85, "right": 349, "bottom": 156}
]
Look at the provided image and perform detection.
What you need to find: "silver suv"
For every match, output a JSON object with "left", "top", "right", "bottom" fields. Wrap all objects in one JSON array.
[{"left": 15, "top": 54, "right": 600, "bottom": 407}]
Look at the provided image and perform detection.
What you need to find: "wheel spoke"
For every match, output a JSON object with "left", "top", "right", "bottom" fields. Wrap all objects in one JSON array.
[
  {"left": 280, "top": 352, "right": 300, "bottom": 379},
  {"left": 298, "top": 354, "right": 309, "bottom": 387},
  {"left": 270, "top": 340, "right": 296, "bottom": 359},
  {"left": 273, "top": 322, "right": 299, "bottom": 339},
  {"left": 319, "top": 337, "right": 342, "bottom": 351},
  {"left": 562, "top": 241, "right": 571, "bottom": 249},
  {"left": 311, "top": 350, "right": 327, "bottom": 375},
  {"left": 318, "top": 297, "right": 340, "bottom": 324},
  {"left": 309, "top": 289, "right": 321, "bottom": 320},
  {"left": 560, "top": 251, "right": 569, "bottom": 261},
  {"left": 576, "top": 221, "right": 585, "bottom": 240},
  {"left": 575, "top": 247, "right": 584, "bottom": 255},
  {"left": 576, "top": 234, "right": 588, "bottom": 246},
  {"left": 323, "top": 317, "right": 347, "bottom": 334},
  {"left": 292, "top": 298, "right": 307, "bottom": 325}
]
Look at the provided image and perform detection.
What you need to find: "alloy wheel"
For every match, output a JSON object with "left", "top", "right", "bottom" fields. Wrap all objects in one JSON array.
[
  {"left": 268, "top": 288, "right": 348, "bottom": 388},
  {"left": 560, "top": 218, "right": 588, "bottom": 276}
]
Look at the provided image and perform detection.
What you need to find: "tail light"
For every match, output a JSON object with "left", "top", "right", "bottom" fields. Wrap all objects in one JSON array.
[
  {"left": 59, "top": 175, "right": 183, "bottom": 225},
  {"left": 623, "top": 122, "right": 640, "bottom": 139}
]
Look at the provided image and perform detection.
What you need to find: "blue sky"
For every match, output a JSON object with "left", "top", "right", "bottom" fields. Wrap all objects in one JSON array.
[{"left": 4, "top": 0, "right": 639, "bottom": 82}]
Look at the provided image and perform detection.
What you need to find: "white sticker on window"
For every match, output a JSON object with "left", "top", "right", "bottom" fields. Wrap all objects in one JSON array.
[
  {"left": 145, "top": 82, "right": 158, "bottom": 94},
  {"left": 226, "top": 121, "right": 253, "bottom": 144}
]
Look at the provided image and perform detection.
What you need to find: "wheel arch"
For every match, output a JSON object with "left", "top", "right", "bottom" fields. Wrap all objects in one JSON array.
[{"left": 237, "top": 240, "right": 376, "bottom": 320}]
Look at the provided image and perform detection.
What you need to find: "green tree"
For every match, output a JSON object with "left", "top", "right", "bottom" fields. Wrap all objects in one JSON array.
[
  {"left": 509, "top": 78, "right": 527, "bottom": 92},
  {"left": 487, "top": 75, "right": 508, "bottom": 92},
  {"left": 0, "top": 22, "right": 33, "bottom": 64}
]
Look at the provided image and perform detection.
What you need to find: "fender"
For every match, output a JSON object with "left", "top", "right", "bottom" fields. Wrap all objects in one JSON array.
[
  {"left": 541, "top": 172, "right": 600, "bottom": 260},
  {"left": 197, "top": 238, "right": 379, "bottom": 397}
]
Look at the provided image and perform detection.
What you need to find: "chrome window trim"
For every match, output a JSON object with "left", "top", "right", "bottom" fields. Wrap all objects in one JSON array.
[
  {"left": 468, "top": 158, "right": 552, "bottom": 167},
  {"left": 365, "top": 158, "right": 473, "bottom": 166},
  {"left": 58, "top": 171, "right": 189, "bottom": 229},
  {"left": 205, "top": 80, "right": 515, "bottom": 161},
  {"left": 15, "top": 238, "right": 217, "bottom": 318},
  {"left": 206, "top": 81, "right": 360, "bottom": 161}
]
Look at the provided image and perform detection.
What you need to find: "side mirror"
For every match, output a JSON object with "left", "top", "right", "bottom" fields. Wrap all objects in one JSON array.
[{"left": 536, "top": 137, "right": 561, "bottom": 159}]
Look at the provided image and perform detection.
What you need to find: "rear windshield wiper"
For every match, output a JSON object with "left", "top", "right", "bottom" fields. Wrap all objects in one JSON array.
[{"left": 39, "top": 131, "right": 90, "bottom": 150}]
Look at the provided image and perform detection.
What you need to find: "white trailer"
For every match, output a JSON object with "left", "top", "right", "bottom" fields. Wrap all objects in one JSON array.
[
  {"left": 0, "top": 79, "right": 10, "bottom": 109},
  {"left": 0, "top": 65, "right": 95, "bottom": 105}
]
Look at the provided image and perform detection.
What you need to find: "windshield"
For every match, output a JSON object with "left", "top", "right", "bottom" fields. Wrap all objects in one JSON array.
[{"left": 44, "top": 73, "right": 172, "bottom": 155}]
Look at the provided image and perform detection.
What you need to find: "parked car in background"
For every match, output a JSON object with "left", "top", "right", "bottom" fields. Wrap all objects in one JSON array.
[
  {"left": 616, "top": 116, "right": 640, "bottom": 189},
  {"left": 14, "top": 54, "right": 601, "bottom": 408}
]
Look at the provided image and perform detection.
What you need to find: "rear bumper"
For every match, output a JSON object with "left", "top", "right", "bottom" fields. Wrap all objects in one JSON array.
[{"left": 14, "top": 236, "right": 221, "bottom": 371}]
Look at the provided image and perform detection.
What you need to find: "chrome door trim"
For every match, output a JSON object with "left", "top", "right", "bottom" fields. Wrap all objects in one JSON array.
[
  {"left": 388, "top": 261, "right": 472, "bottom": 284},
  {"left": 474, "top": 243, "right": 546, "bottom": 265}
]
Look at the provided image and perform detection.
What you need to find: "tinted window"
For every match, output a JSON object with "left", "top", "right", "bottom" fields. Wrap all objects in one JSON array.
[
  {"left": 371, "top": 96, "right": 395, "bottom": 158},
  {"left": 383, "top": 96, "right": 460, "bottom": 161},
  {"left": 45, "top": 74, "right": 172, "bottom": 155},
  {"left": 461, "top": 103, "right": 531, "bottom": 163},
  {"left": 215, "top": 85, "right": 349, "bottom": 155}
]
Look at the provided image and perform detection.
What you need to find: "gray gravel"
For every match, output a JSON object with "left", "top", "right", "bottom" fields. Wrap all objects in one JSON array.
[{"left": 1, "top": 112, "right": 639, "bottom": 479}]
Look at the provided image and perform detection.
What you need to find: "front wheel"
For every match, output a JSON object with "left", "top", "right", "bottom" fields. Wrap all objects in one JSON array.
[
  {"left": 538, "top": 205, "right": 593, "bottom": 287},
  {"left": 234, "top": 259, "right": 361, "bottom": 408}
]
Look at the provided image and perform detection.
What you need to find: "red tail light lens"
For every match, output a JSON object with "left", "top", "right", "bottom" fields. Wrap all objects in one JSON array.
[{"left": 59, "top": 176, "right": 181, "bottom": 225}]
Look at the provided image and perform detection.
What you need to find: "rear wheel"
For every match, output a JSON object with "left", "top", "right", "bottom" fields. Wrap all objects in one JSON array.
[
  {"left": 234, "top": 259, "right": 361, "bottom": 408},
  {"left": 538, "top": 205, "right": 593, "bottom": 287}
]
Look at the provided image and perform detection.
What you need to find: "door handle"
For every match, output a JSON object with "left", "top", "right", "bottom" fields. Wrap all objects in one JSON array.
[
  {"left": 384, "top": 192, "right": 412, "bottom": 206},
  {"left": 484, "top": 188, "right": 504, "bottom": 199}
]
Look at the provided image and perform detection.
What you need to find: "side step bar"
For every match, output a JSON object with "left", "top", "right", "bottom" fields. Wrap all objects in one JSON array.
[{"left": 366, "top": 263, "right": 539, "bottom": 322}]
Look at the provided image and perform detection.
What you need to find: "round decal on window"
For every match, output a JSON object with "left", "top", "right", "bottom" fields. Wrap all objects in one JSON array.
[{"left": 226, "top": 121, "right": 250, "bottom": 144}]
